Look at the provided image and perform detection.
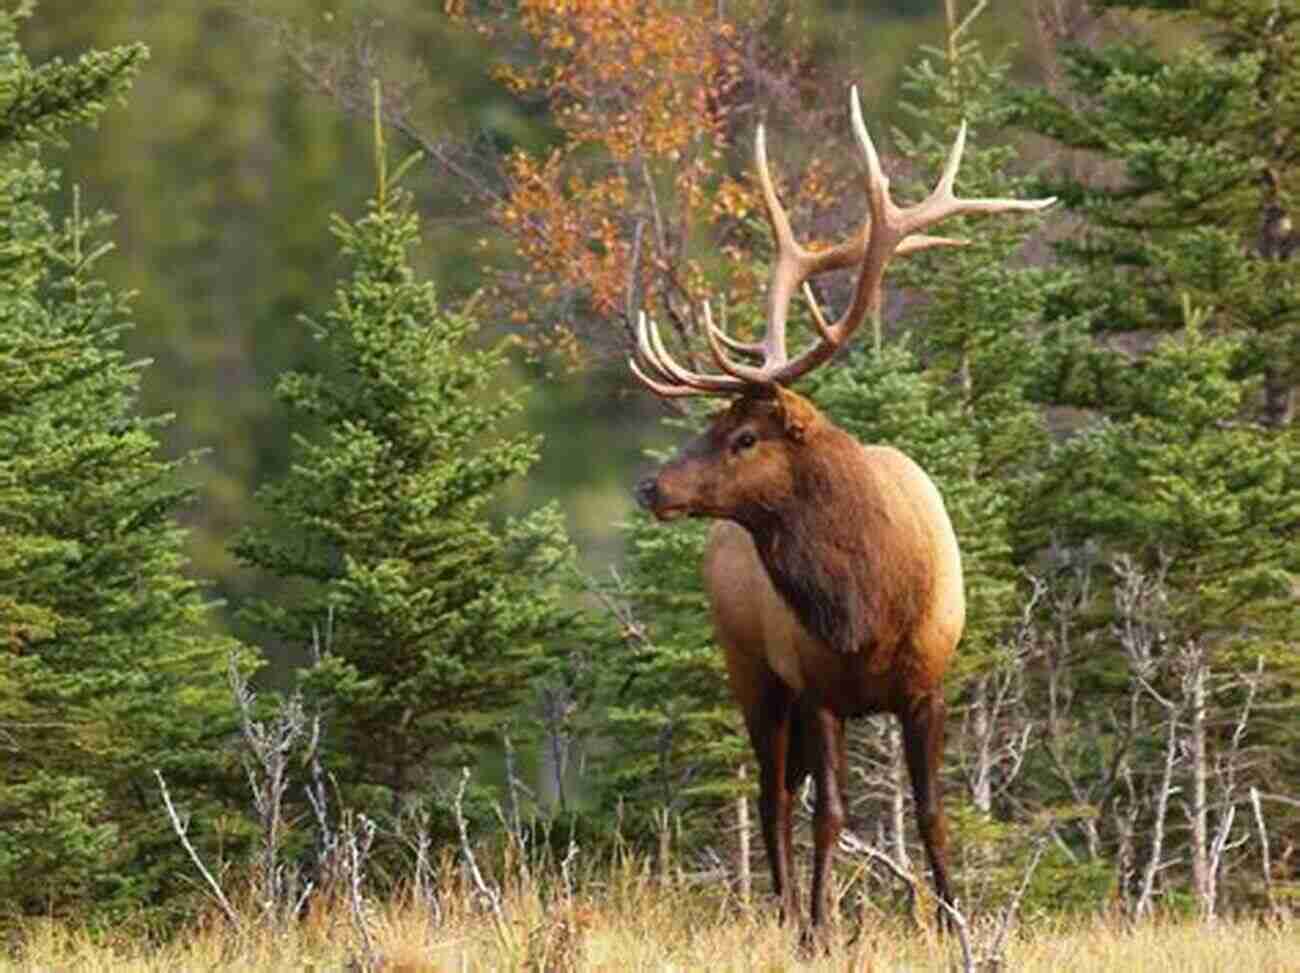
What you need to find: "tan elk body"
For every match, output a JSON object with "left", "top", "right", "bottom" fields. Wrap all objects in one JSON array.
[
  {"left": 705, "top": 442, "right": 964, "bottom": 710},
  {"left": 631, "top": 88, "right": 1052, "bottom": 933}
]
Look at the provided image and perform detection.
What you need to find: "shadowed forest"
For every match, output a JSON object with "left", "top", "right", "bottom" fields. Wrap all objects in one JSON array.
[{"left": 3, "top": 0, "right": 1299, "bottom": 969}]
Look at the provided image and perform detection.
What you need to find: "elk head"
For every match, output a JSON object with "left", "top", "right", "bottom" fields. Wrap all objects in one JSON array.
[
  {"left": 631, "top": 87, "right": 1054, "bottom": 522},
  {"left": 634, "top": 386, "right": 823, "bottom": 526}
]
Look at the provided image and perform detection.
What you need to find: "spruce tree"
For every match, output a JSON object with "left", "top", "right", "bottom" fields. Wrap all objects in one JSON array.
[
  {"left": 233, "top": 112, "right": 578, "bottom": 816},
  {"left": 0, "top": 8, "right": 244, "bottom": 919},
  {"left": 1010, "top": 0, "right": 1300, "bottom": 426},
  {"left": 594, "top": 502, "right": 749, "bottom": 851},
  {"left": 1008, "top": 1, "right": 1300, "bottom": 910}
]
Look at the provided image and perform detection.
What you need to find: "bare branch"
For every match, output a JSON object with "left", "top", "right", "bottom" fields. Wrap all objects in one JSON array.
[
  {"left": 453, "top": 766, "right": 503, "bottom": 922},
  {"left": 1250, "top": 786, "right": 1281, "bottom": 917},
  {"left": 344, "top": 812, "right": 379, "bottom": 971},
  {"left": 155, "top": 770, "right": 242, "bottom": 931},
  {"left": 988, "top": 838, "right": 1049, "bottom": 963}
]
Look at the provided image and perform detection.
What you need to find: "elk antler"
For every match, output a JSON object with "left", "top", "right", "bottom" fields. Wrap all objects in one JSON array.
[{"left": 629, "top": 86, "right": 1056, "bottom": 398}]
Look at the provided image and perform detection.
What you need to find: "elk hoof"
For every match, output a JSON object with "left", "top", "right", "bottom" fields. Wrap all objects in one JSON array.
[{"left": 797, "top": 924, "right": 833, "bottom": 957}]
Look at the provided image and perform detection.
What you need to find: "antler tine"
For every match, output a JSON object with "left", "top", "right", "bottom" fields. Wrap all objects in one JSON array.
[
  {"left": 632, "top": 311, "right": 681, "bottom": 384},
  {"left": 936, "top": 119, "right": 967, "bottom": 198},
  {"left": 900, "top": 117, "right": 1056, "bottom": 236},
  {"left": 712, "top": 328, "right": 766, "bottom": 358},
  {"left": 801, "top": 283, "right": 836, "bottom": 344},
  {"left": 768, "top": 87, "right": 1056, "bottom": 385},
  {"left": 755, "top": 122, "right": 811, "bottom": 371},
  {"left": 702, "top": 302, "right": 764, "bottom": 358},
  {"left": 702, "top": 302, "right": 779, "bottom": 386},
  {"left": 626, "top": 88, "right": 1055, "bottom": 398},
  {"left": 633, "top": 310, "right": 748, "bottom": 396},
  {"left": 627, "top": 356, "right": 704, "bottom": 398}
]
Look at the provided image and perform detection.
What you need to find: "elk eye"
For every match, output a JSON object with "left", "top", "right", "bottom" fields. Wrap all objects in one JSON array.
[{"left": 733, "top": 431, "right": 757, "bottom": 453}]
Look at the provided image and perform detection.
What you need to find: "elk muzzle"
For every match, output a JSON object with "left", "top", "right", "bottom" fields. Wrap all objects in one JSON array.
[
  {"left": 634, "top": 475, "right": 661, "bottom": 512},
  {"left": 634, "top": 460, "right": 699, "bottom": 522}
]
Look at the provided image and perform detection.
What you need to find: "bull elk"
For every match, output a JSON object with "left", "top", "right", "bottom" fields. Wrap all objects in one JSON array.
[{"left": 630, "top": 88, "right": 1053, "bottom": 933}]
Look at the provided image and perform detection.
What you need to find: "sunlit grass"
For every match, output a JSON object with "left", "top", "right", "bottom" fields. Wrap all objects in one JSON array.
[{"left": 4, "top": 868, "right": 1295, "bottom": 973}]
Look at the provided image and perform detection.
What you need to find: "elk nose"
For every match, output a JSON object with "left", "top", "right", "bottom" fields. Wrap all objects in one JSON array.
[{"left": 634, "top": 476, "right": 659, "bottom": 510}]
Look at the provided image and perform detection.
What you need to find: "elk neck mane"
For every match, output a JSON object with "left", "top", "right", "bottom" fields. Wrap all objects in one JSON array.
[{"left": 743, "top": 422, "right": 933, "bottom": 657}]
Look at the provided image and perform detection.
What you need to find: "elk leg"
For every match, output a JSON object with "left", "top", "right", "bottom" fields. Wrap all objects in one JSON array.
[
  {"left": 807, "top": 703, "right": 846, "bottom": 930},
  {"left": 781, "top": 707, "right": 808, "bottom": 913},
  {"left": 901, "top": 692, "right": 955, "bottom": 929},
  {"left": 751, "top": 682, "right": 799, "bottom": 922}
]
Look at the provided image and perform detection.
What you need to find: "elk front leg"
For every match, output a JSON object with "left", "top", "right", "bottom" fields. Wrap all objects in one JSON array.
[
  {"left": 751, "top": 682, "right": 800, "bottom": 923},
  {"left": 807, "top": 703, "right": 846, "bottom": 930},
  {"left": 901, "top": 692, "right": 955, "bottom": 927}
]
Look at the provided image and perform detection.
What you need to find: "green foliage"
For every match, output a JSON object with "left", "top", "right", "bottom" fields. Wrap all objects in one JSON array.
[
  {"left": 1042, "top": 313, "right": 1300, "bottom": 640},
  {"left": 0, "top": 12, "right": 245, "bottom": 921},
  {"left": 1011, "top": 0, "right": 1300, "bottom": 907},
  {"left": 0, "top": 4, "right": 145, "bottom": 147},
  {"left": 949, "top": 802, "right": 1115, "bottom": 917},
  {"left": 1008, "top": 3, "right": 1300, "bottom": 411},
  {"left": 18, "top": 0, "right": 562, "bottom": 607},
  {"left": 233, "top": 134, "right": 579, "bottom": 813},
  {"left": 1012, "top": 0, "right": 1300, "bottom": 665},
  {"left": 594, "top": 501, "right": 749, "bottom": 842}
]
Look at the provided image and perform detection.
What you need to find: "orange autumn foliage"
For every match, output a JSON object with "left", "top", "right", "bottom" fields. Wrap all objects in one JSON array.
[{"left": 483, "top": 0, "right": 763, "bottom": 363}]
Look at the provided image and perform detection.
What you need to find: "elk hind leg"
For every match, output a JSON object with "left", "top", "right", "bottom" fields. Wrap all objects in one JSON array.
[
  {"left": 901, "top": 691, "right": 955, "bottom": 929},
  {"left": 806, "top": 703, "right": 846, "bottom": 931}
]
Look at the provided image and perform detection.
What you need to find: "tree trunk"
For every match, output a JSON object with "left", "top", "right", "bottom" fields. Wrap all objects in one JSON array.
[
  {"left": 1187, "top": 658, "right": 1213, "bottom": 919},
  {"left": 736, "top": 763, "right": 751, "bottom": 906},
  {"left": 890, "top": 724, "right": 911, "bottom": 870},
  {"left": 970, "top": 677, "right": 993, "bottom": 814}
]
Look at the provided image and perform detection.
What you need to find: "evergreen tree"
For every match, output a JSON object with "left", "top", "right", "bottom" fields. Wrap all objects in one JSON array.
[
  {"left": 1009, "top": 0, "right": 1300, "bottom": 426},
  {"left": 233, "top": 111, "right": 579, "bottom": 816},
  {"left": 594, "top": 494, "right": 749, "bottom": 851},
  {"left": 0, "top": 7, "right": 244, "bottom": 920},
  {"left": 1008, "top": 1, "right": 1300, "bottom": 911}
]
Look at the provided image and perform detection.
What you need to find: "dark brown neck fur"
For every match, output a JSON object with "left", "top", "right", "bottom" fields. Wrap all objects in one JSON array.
[{"left": 743, "top": 424, "right": 930, "bottom": 656}]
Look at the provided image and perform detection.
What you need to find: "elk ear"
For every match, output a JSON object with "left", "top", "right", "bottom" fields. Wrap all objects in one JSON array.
[{"left": 774, "top": 386, "right": 817, "bottom": 443}]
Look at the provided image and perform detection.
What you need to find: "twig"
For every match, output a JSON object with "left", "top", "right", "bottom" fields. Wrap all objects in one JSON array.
[
  {"left": 155, "top": 770, "right": 242, "bottom": 932},
  {"left": 453, "top": 767, "right": 503, "bottom": 921},
  {"left": 1136, "top": 705, "right": 1181, "bottom": 918},
  {"left": 1250, "top": 787, "right": 1280, "bottom": 917},
  {"left": 837, "top": 827, "right": 918, "bottom": 893},
  {"left": 560, "top": 836, "right": 580, "bottom": 904},
  {"left": 1255, "top": 791, "right": 1300, "bottom": 811},
  {"left": 935, "top": 897, "right": 974, "bottom": 973},
  {"left": 987, "top": 838, "right": 1048, "bottom": 962},
  {"left": 345, "top": 812, "right": 379, "bottom": 971}
]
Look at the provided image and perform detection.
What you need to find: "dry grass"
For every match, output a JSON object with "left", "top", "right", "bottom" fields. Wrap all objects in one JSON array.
[
  {"left": 5, "top": 888, "right": 1297, "bottom": 972},
  {"left": 3, "top": 844, "right": 1296, "bottom": 973}
]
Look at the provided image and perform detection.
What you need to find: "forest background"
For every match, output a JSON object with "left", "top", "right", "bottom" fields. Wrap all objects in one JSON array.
[{"left": 4, "top": 0, "right": 1300, "bottom": 962}]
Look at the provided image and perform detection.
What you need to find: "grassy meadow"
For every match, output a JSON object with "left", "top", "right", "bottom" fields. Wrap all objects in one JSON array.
[{"left": 5, "top": 865, "right": 1295, "bottom": 973}]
